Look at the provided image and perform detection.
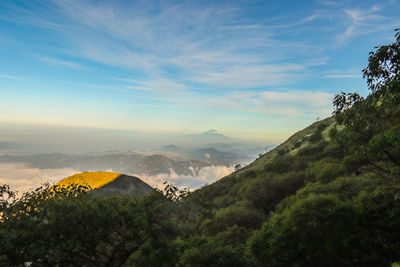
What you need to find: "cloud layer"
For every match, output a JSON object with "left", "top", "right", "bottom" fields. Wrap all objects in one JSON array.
[
  {"left": 132, "top": 165, "right": 234, "bottom": 190},
  {"left": 0, "top": 163, "right": 233, "bottom": 194},
  {"left": 0, "top": 163, "right": 78, "bottom": 193}
]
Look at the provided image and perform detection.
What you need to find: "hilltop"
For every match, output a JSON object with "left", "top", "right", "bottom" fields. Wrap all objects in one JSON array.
[
  {"left": 195, "top": 116, "right": 336, "bottom": 204},
  {"left": 56, "top": 171, "right": 121, "bottom": 190},
  {"left": 56, "top": 171, "right": 153, "bottom": 197}
]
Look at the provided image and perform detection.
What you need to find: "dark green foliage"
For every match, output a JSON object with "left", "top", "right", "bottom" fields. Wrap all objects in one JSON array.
[
  {"left": 306, "top": 160, "right": 348, "bottom": 183},
  {"left": 309, "top": 122, "right": 327, "bottom": 142},
  {"left": 0, "top": 184, "right": 179, "bottom": 266},
  {"left": 242, "top": 172, "right": 305, "bottom": 212},
  {"left": 200, "top": 206, "right": 265, "bottom": 235},
  {"left": 250, "top": 186, "right": 400, "bottom": 267},
  {"left": 180, "top": 30, "right": 400, "bottom": 267},
  {"left": 243, "top": 169, "right": 258, "bottom": 179},
  {"left": 297, "top": 141, "right": 327, "bottom": 159},
  {"left": 263, "top": 155, "right": 293, "bottom": 173},
  {"left": 178, "top": 225, "right": 257, "bottom": 267},
  {"left": 293, "top": 139, "right": 303, "bottom": 148},
  {"left": 251, "top": 194, "right": 360, "bottom": 267},
  {"left": 332, "top": 29, "right": 400, "bottom": 178},
  {"left": 276, "top": 148, "right": 288, "bottom": 156}
]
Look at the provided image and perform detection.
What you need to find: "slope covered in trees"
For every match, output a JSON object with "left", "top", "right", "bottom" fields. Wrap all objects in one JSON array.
[{"left": 1, "top": 30, "right": 400, "bottom": 266}]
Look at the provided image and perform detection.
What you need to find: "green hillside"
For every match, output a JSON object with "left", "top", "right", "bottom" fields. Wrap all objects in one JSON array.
[
  {"left": 195, "top": 116, "right": 336, "bottom": 209},
  {"left": 170, "top": 31, "right": 400, "bottom": 266},
  {"left": 174, "top": 115, "right": 387, "bottom": 266}
]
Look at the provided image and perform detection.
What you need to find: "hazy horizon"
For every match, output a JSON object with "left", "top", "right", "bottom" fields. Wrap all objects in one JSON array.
[
  {"left": 0, "top": 121, "right": 273, "bottom": 154},
  {"left": 2, "top": 0, "right": 399, "bottom": 144},
  {"left": 0, "top": 124, "right": 269, "bottom": 192}
]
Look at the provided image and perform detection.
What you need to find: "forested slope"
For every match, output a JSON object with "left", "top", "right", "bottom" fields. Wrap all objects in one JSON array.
[{"left": 171, "top": 30, "right": 400, "bottom": 266}]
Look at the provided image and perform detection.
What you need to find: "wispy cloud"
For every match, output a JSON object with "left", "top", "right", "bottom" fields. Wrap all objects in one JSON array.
[
  {"left": 336, "top": 5, "right": 393, "bottom": 45},
  {"left": 134, "top": 165, "right": 235, "bottom": 190},
  {"left": 0, "top": 0, "right": 398, "bottom": 138},
  {"left": 322, "top": 68, "right": 361, "bottom": 79},
  {"left": 4, "top": 0, "right": 391, "bottom": 95},
  {"left": 218, "top": 24, "right": 263, "bottom": 30},
  {"left": 168, "top": 89, "right": 333, "bottom": 118},
  {"left": 190, "top": 64, "right": 306, "bottom": 89},
  {"left": 123, "top": 78, "right": 187, "bottom": 94},
  {"left": 0, "top": 73, "right": 25, "bottom": 80},
  {"left": 316, "top": 0, "right": 338, "bottom": 7},
  {"left": 323, "top": 74, "right": 360, "bottom": 79},
  {"left": 0, "top": 162, "right": 78, "bottom": 193},
  {"left": 37, "top": 0, "right": 322, "bottom": 91},
  {"left": 38, "top": 56, "right": 83, "bottom": 69},
  {"left": 2, "top": 0, "right": 398, "bottom": 93}
]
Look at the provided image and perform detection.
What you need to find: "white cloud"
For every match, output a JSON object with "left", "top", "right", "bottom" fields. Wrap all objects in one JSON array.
[
  {"left": 323, "top": 74, "right": 360, "bottom": 79},
  {"left": 171, "top": 89, "right": 333, "bottom": 118},
  {"left": 336, "top": 6, "right": 391, "bottom": 45},
  {"left": 133, "top": 165, "right": 234, "bottom": 190},
  {"left": 0, "top": 163, "right": 79, "bottom": 193},
  {"left": 259, "top": 91, "right": 331, "bottom": 106},
  {"left": 190, "top": 64, "right": 305, "bottom": 89},
  {"left": 2, "top": 0, "right": 397, "bottom": 123},
  {"left": 0, "top": 73, "right": 25, "bottom": 80},
  {"left": 38, "top": 0, "right": 320, "bottom": 91},
  {"left": 316, "top": 0, "right": 338, "bottom": 7},
  {"left": 38, "top": 56, "right": 83, "bottom": 69},
  {"left": 0, "top": 162, "right": 233, "bottom": 193},
  {"left": 123, "top": 78, "right": 187, "bottom": 93}
]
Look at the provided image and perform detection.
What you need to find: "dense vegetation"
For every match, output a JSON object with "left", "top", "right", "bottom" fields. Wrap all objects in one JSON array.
[{"left": 1, "top": 30, "right": 400, "bottom": 266}]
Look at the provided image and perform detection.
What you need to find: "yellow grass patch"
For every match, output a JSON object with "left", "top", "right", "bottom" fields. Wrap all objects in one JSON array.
[{"left": 56, "top": 172, "right": 121, "bottom": 190}]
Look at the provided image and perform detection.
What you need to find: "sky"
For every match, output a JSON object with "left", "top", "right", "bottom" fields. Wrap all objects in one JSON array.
[{"left": 0, "top": 0, "right": 399, "bottom": 147}]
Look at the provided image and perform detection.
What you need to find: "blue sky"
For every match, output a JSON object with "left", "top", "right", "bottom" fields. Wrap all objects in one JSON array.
[{"left": 0, "top": 0, "right": 399, "bottom": 144}]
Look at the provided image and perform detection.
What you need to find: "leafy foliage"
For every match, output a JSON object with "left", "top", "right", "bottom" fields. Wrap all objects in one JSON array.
[
  {"left": 250, "top": 186, "right": 400, "bottom": 267},
  {"left": 331, "top": 29, "right": 400, "bottom": 178},
  {"left": 0, "top": 184, "right": 178, "bottom": 266}
]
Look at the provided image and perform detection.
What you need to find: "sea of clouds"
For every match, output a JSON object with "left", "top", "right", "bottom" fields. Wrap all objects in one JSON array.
[{"left": 0, "top": 163, "right": 234, "bottom": 194}]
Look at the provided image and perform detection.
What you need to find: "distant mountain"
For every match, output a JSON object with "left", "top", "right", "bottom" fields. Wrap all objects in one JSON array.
[
  {"left": 182, "top": 129, "right": 233, "bottom": 145},
  {"left": 56, "top": 171, "right": 153, "bottom": 197},
  {"left": 192, "top": 147, "right": 238, "bottom": 162},
  {"left": 91, "top": 174, "right": 153, "bottom": 197},
  {"left": 0, "top": 151, "right": 233, "bottom": 178},
  {"left": 201, "top": 129, "right": 231, "bottom": 140},
  {"left": 161, "top": 144, "right": 180, "bottom": 152},
  {"left": 0, "top": 141, "right": 23, "bottom": 150},
  {"left": 135, "top": 154, "right": 210, "bottom": 176}
]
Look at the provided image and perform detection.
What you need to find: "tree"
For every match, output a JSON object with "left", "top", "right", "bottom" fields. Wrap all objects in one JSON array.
[
  {"left": 250, "top": 187, "right": 400, "bottom": 267},
  {"left": 248, "top": 29, "right": 400, "bottom": 267},
  {"left": 331, "top": 29, "right": 400, "bottom": 178},
  {"left": 0, "top": 184, "right": 178, "bottom": 266},
  {"left": 234, "top": 164, "right": 242, "bottom": 171}
]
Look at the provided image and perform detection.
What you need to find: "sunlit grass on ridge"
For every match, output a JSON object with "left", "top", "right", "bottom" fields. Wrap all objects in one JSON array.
[{"left": 56, "top": 171, "right": 121, "bottom": 190}]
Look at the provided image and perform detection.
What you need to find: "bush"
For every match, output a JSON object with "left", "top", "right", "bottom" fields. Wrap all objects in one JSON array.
[
  {"left": 244, "top": 172, "right": 305, "bottom": 212},
  {"left": 250, "top": 185, "right": 400, "bottom": 267},
  {"left": 309, "top": 130, "right": 322, "bottom": 142},
  {"left": 264, "top": 155, "right": 293, "bottom": 173},
  {"left": 297, "top": 141, "right": 327, "bottom": 158}
]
